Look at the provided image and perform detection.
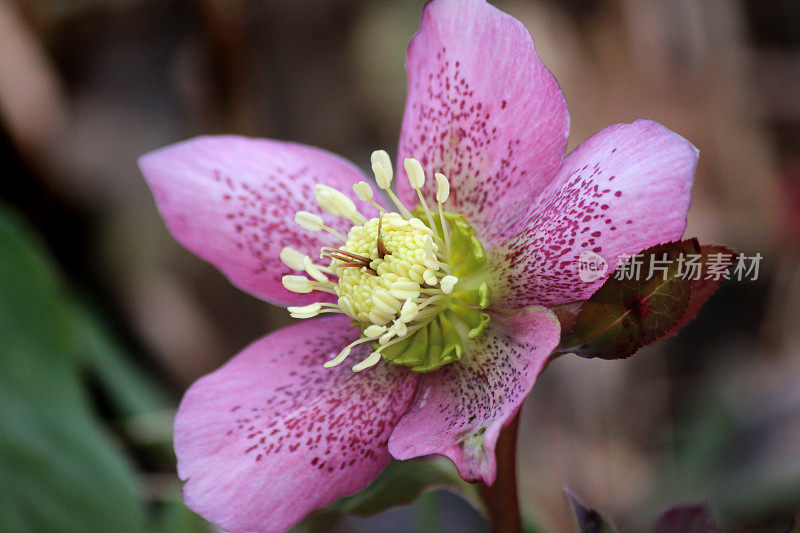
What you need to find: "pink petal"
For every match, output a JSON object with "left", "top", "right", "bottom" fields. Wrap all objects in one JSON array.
[
  {"left": 396, "top": 0, "right": 569, "bottom": 241},
  {"left": 491, "top": 119, "right": 698, "bottom": 307},
  {"left": 387, "top": 306, "right": 560, "bottom": 484},
  {"left": 140, "top": 136, "right": 368, "bottom": 307},
  {"left": 174, "top": 316, "right": 419, "bottom": 533}
]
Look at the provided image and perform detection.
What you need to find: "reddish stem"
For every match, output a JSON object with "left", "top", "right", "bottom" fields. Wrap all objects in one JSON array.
[{"left": 479, "top": 412, "right": 522, "bottom": 533}]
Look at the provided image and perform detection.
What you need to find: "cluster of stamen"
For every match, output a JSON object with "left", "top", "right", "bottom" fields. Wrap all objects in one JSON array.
[{"left": 282, "top": 150, "right": 487, "bottom": 373}]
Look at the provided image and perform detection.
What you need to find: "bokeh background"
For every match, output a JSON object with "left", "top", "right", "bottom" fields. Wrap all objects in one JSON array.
[{"left": 1, "top": 0, "right": 798, "bottom": 531}]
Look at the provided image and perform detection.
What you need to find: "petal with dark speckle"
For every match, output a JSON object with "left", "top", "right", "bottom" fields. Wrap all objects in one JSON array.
[{"left": 174, "top": 316, "right": 419, "bottom": 533}]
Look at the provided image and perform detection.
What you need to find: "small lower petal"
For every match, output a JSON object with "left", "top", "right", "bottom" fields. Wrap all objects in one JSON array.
[{"left": 387, "top": 306, "right": 560, "bottom": 483}]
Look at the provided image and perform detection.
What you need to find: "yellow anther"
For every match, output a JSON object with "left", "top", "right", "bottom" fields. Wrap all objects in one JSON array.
[
  {"left": 295, "top": 211, "right": 323, "bottom": 232},
  {"left": 434, "top": 174, "right": 453, "bottom": 256},
  {"left": 408, "top": 264, "right": 426, "bottom": 284},
  {"left": 400, "top": 299, "right": 419, "bottom": 322},
  {"left": 371, "top": 150, "right": 393, "bottom": 190},
  {"left": 282, "top": 275, "right": 313, "bottom": 293},
  {"left": 404, "top": 159, "right": 440, "bottom": 247},
  {"left": 424, "top": 236, "right": 438, "bottom": 260},
  {"left": 303, "top": 256, "right": 328, "bottom": 283},
  {"left": 378, "top": 329, "right": 395, "bottom": 345},
  {"left": 364, "top": 324, "right": 387, "bottom": 337},
  {"left": 338, "top": 296, "right": 356, "bottom": 318},
  {"left": 324, "top": 346, "right": 351, "bottom": 368},
  {"left": 435, "top": 173, "right": 450, "bottom": 203},
  {"left": 334, "top": 212, "right": 437, "bottom": 323},
  {"left": 393, "top": 319, "right": 408, "bottom": 338},
  {"left": 288, "top": 302, "right": 322, "bottom": 319},
  {"left": 409, "top": 218, "right": 432, "bottom": 234},
  {"left": 423, "top": 269, "right": 438, "bottom": 286},
  {"left": 404, "top": 158, "right": 426, "bottom": 189},
  {"left": 389, "top": 278, "right": 421, "bottom": 300},
  {"left": 280, "top": 247, "right": 306, "bottom": 271},
  {"left": 371, "top": 151, "right": 413, "bottom": 218},
  {"left": 368, "top": 310, "right": 393, "bottom": 326},
  {"left": 371, "top": 289, "right": 401, "bottom": 315},
  {"left": 352, "top": 351, "right": 382, "bottom": 372},
  {"left": 314, "top": 184, "right": 365, "bottom": 224},
  {"left": 353, "top": 181, "right": 374, "bottom": 201},
  {"left": 440, "top": 275, "right": 458, "bottom": 294}
]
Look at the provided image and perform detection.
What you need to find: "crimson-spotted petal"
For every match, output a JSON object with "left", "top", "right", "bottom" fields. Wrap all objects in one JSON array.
[
  {"left": 139, "top": 136, "right": 368, "bottom": 307},
  {"left": 174, "top": 316, "right": 419, "bottom": 533},
  {"left": 491, "top": 120, "right": 698, "bottom": 307},
  {"left": 396, "top": 0, "right": 569, "bottom": 242},
  {"left": 387, "top": 306, "right": 560, "bottom": 484}
]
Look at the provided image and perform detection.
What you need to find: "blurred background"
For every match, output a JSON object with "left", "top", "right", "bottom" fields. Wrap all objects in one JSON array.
[{"left": 1, "top": 0, "right": 798, "bottom": 531}]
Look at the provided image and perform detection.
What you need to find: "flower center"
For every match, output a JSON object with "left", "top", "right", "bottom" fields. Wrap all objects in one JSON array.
[
  {"left": 282, "top": 150, "right": 491, "bottom": 372},
  {"left": 331, "top": 212, "right": 440, "bottom": 324}
]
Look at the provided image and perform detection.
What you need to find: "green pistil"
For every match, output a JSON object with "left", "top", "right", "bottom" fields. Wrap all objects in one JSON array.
[{"left": 377, "top": 208, "right": 492, "bottom": 373}]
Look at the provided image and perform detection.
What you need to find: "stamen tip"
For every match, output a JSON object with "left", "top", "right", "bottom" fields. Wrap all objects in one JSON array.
[
  {"left": 371, "top": 150, "right": 393, "bottom": 189},
  {"left": 295, "top": 211, "right": 323, "bottom": 232},
  {"left": 404, "top": 158, "right": 425, "bottom": 189},
  {"left": 440, "top": 275, "right": 458, "bottom": 294},
  {"left": 280, "top": 247, "right": 306, "bottom": 271},
  {"left": 435, "top": 172, "right": 450, "bottom": 203},
  {"left": 324, "top": 346, "right": 351, "bottom": 368},
  {"left": 352, "top": 351, "right": 381, "bottom": 372},
  {"left": 282, "top": 275, "right": 313, "bottom": 293},
  {"left": 354, "top": 181, "right": 374, "bottom": 201}
]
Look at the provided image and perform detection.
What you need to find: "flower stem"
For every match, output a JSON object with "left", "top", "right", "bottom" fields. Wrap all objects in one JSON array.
[{"left": 479, "top": 412, "right": 521, "bottom": 533}]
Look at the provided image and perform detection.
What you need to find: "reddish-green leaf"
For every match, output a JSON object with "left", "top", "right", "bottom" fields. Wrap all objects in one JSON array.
[
  {"left": 560, "top": 240, "right": 699, "bottom": 359},
  {"left": 557, "top": 240, "right": 735, "bottom": 359},
  {"left": 659, "top": 244, "right": 736, "bottom": 340}
]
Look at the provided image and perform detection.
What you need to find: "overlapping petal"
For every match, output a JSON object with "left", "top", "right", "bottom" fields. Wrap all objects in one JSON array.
[
  {"left": 491, "top": 120, "right": 698, "bottom": 308},
  {"left": 139, "top": 136, "right": 368, "bottom": 307},
  {"left": 396, "top": 0, "right": 568, "bottom": 241},
  {"left": 174, "top": 316, "right": 419, "bottom": 533},
  {"left": 387, "top": 306, "right": 560, "bottom": 484}
]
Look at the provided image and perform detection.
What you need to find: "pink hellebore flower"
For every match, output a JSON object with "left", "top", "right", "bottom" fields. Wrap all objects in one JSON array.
[{"left": 139, "top": 0, "right": 697, "bottom": 531}]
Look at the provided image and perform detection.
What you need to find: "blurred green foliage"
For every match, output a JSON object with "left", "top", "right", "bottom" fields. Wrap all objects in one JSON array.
[
  {"left": 0, "top": 202, "right": 204, "bottom": 532},
  {"left": 330, "top": 457, "right": 482, "bottom": 517}
]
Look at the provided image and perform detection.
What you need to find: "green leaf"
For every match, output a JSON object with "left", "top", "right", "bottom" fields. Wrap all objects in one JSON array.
[
  {"left": 75, "top": 300, "right": 178, "bottom": 460},
  {"left": 152, "top": 499, "right": 209, "bottom": 533},
  {"left": 0, "top": 210, "right": 78, "bottom": 387},
  {"left": 651, "top": 505, "right": 719, "bottom": 533},
  {"left": 328, "top": 458, "right": 482, "bottom": 517},
  {"left": 0, "top": 205, "right": 146, "bottom": 532},
  {"left": 76, "top": 301, "right": 172, "bottom": 419},
  {"left": 565, "top": 489, "right": 616, "bottom": 533},
  {"left": 560, "top": 240, "right": 699, "bottom": 359}
]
